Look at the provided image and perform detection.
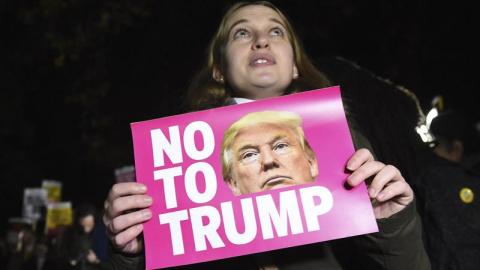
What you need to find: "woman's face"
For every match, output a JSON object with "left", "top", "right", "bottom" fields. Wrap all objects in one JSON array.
[{"left": 217, "top": 5, "right": 297, "bottom": 100}]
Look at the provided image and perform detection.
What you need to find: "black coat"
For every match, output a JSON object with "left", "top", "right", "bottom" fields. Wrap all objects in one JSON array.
[{"left": 415, "top": 154, "right": 480, "bottom": 270}]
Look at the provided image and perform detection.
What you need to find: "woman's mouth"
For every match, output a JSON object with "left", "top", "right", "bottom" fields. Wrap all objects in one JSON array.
[{"left": 250, "top": 54, "right": 275, "bottom": 67}]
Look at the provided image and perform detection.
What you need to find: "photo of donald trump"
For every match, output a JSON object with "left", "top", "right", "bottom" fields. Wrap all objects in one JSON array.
[{"left": 221, "top": 110, "right": 319, "bottom": 196}]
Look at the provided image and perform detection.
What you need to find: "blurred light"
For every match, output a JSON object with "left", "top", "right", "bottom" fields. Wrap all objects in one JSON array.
[
  {"left": 415, "top": 124, "right": 437, "bottom": 147},
  {"left": 426, "top": 107, "right": 438, "bottom": 128},
  {"left": 416, "top": 124, "right": 431, "bottom": 142},
  {"left": 415, "top": 94, "right": 443, "bottom": 148},
  {"left": 431, "top": 95, "right": 444, "bottom": 111}
]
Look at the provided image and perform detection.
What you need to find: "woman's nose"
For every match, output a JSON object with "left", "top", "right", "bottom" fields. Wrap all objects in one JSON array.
[{"left": 252, "top": 34, "right": 269, "bottom": 50}]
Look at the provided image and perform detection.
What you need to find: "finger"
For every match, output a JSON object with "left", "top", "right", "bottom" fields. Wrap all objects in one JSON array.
[
  {"left": 104, "top": 182, "right": 149, "bottom": 217},
  {"left": 366, "top": 165, "right": 400, "bottom": 198},
  {"left": 110, "top": 223, "right": 144, "bottom": 248},
  {"left": 105, "top": 194, "right": 153, "bottom": 223},
  {"left": 107, "top": 208, "right": 152, "bottom": 235},
  {"left": 346, "top": 160, "right": 385, "bottom": 187},
  {"left": 107, "top": 183, "right": 148, "bottom": 205},
  {"left": 375, "top": 181, "right": 413, "bottom": 204},
  {"left": 346, "top": 148, "right": 375, "bottom": 171},
  {"left": 374, "top": 180, "right": 413, "bottom": 204}
]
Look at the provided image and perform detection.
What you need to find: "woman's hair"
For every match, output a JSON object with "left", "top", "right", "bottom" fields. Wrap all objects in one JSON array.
[
  {"left": 316, "top": 56, "right": 430, "bottom": 184},
  {"left": 74, "top": 202, "right": 97, "bottom": 220},
  {"left": 183, "top": 1, "right": 331, "bottom": 111}
]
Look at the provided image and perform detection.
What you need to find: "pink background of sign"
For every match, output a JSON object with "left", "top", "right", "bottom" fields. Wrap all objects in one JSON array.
[{"left": 131, "top": 86, "right": 378, "bottom": 269}]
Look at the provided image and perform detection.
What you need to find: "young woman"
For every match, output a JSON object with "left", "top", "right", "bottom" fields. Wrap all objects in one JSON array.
[{"left": 103, "top": 2, "right": 430, "bottom": 269}]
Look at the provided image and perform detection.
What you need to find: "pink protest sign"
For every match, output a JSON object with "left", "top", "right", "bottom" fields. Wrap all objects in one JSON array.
[{"left": 131, "top": 86, "right": 378, "bottom": 269}]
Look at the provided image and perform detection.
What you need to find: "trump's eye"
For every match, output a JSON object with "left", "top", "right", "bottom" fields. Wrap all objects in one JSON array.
[
  {"left": 274, "top": 143, "right": 291, "bottom": 154},
  {"left": 241, "top": 151, "right": 258, "bottom": 165}
]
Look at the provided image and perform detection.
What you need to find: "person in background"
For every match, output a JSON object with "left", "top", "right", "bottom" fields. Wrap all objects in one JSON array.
[
  {"left": 103, "top": 1, "right": 430, "bottom": 269},
  {"left": 19, "top": 234, "right": 61, "bottom": 270},
  {"left": 61, "top": 203, "right": 107, "bottom": 270},
  {"left": 0, "top": 237, "right": 7, "bottom": 270},
  {"left": 430, "top": 110, "right": 480, "bottom": 174},
  {"left": 5, "top": 226, "right": 36, "bottom": 270},
  {"left": 414, "top": 110, "right": 480, "bottom": 269}
]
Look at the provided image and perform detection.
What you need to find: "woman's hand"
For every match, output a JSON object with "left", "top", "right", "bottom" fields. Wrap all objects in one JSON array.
[
  {"left": 345, "top": 148, "right": 414, "bottom": 219},
  {"left": 103, "top": 182, "right": 153, "bottom": 253}
]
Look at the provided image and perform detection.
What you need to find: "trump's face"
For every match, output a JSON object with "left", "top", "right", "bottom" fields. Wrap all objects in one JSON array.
[{"left": 227, "top": 123, "right": 318, "bottom": 195}]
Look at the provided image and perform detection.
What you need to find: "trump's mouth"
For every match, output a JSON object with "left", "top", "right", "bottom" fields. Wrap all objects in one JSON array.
[{"left": 262, "top": 175, "right": 292, "bottom": 189}]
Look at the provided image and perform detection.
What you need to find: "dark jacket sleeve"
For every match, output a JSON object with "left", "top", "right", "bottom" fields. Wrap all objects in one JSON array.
[
  {"left": 353, "top": 199, "right": 431, "bottom": 269},
  {"left": 107, "top": 243, "right": 145, "bottom": 270},
  {"left": 351, "top": 129, "right": 431, "bottom": 269}
]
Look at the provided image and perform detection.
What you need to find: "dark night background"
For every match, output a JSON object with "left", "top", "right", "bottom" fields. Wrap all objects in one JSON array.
[{"left": 1, "top": 0, "right": 479, "bottom": 233}]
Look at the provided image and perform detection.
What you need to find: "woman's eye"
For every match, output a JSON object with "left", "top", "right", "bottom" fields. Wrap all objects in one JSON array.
[
  {"left": 271, "top": 28, "right": 283, "bottom": 36},
  {"left": 234, "top": 29, "right": 249, "bottom": 38}
]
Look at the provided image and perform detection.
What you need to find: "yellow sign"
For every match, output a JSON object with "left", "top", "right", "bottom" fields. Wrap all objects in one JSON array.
[
  {"left": 460, "top": 188, "right": 474, "bottom": 204},
  {"left": 42, "top": 180, "right": 62, "bottom": 202},
  {"left": 46, "top": 202, "right": 72, "bottom": 230}
]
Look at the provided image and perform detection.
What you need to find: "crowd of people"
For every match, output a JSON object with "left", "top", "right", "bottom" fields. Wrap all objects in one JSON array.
[
  {"left": 1, "top": 203, "right": 108, "bottom": 270},
  {"left": 3, "top": 1, "right": 480, "bottom": 269}
]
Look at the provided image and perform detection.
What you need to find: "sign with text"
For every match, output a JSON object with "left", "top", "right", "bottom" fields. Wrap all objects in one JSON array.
[
  {"left": 42, "top": 179, "right": 62, "bottom": 202},
  {"left": 46, "top": 201, "right": 73, "bottom": 235},
  {"left": 22, "top": 188, "right": 47, "bottom": 220},
  {"left": 115, "top": 165, "right": 136, "bottom": 183},
  {"left": 131, "top": 86, "right": 378, "bottom": 269}
]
